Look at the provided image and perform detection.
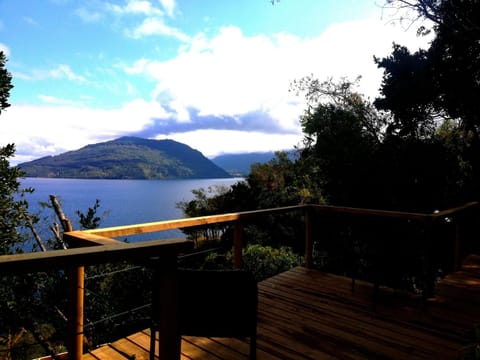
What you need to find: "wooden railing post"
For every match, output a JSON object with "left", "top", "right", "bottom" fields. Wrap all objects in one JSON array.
[
  {"left": 304, "top": 206, "right": 313, "bottom": 269},
  {"left": 234, "top": 220, "right": 244, "bottom": 269},
  {"left": 422, "top": 218, "right": 435, "bottom": 300},
  {"left": 67, "top": 265, "right": 84, "bottom": 360},
  {"left": 150, "top": 254, "right": 180, "bottom": 360},
  {"left": 454, "top": 216, "right": 464, "bottom": 272}
]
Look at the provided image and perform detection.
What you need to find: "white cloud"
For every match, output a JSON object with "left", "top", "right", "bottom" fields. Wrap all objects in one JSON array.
[
  {"left": 124, "top": 58, "right": 150, "bottom": 74},
  {"left": 49, "top": 65, "right": 87, "bottom": 82},
  {"left": 107, "top": 0, "right": 163, "bottom": 16},
  {"left": 15, "top": 64, "right": 86, "bottom": 82},
  {"left": 131, "top": 26, "right": 302, "bottom": 123},
  {"left": 1, "top": 99, "right": 170, "bottom": 164},
  {"left": 159, "top": 0, "right": 175, "bottom": 17},
  {"left": 155, "top": 129, "right": 303, "bottom": 158},
  {"left": 0, "top": 43, "right": 10, "bottom": 56},
  {"left": 4, "top": 13, "right": 433, "bottom": 164},
  {"left": 127, "top": 17, "right": 188, "bottom": 40},
  {"left": 37, "top": 94, "right": 84, "bottom": 107},
  {"left": 126, "top": 17, "right": 431, "bottom": 129},
  {"left": 75, "top": 7, "right": 103, "bottom": 23}
]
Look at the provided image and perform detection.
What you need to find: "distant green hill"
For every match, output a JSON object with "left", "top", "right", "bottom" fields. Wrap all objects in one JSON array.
[
  {"left": 18, "top": 137, "right": 231, "bottom": 179},
  {"left": 211, "top": 150, "right": 295, "bottom": 177},
  {"left": 211, "top": 152, "right": 277, "bottom": 176}
]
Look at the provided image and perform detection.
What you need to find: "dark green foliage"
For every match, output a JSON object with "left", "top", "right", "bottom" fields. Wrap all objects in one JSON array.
[
  {"left": 83, "top": 264, "right": 152, "bottom": 348},
  {"left": 300, "top": 103, "right": 378, "bottom": 207},
  {"left": 374, "top": 45, "right": 438, "bottom": 138},
  {"left": 177, "top": 186, "right": 231, "bottom": 245},
  {"left": 18, "top": 136, "right": 231, "bottom": 179},
  {"left": 0, "top": 51, "right": 12, "bottom": 115},
  {"left": 459, "top": 323, "right": 480, "bottom": 360},
  {"left": 0, "top": 268, "right": 69, "bottom": 357},
  {"left": 376, "top": 0, "right": 480, "bottom": 204},
  {"left": 0, "top": 53, "right": 32, "bottom": 255},
  {"left": 0, "top": 144, "right": 34, "bottom": 254},
  {"left": 202, "top": 244, "right": 302, "bottom": 281},
  {"left": 76, "top": 199, "right": 102, "bottom": 230},
  {"left": 308, "top": 212, "right": 443, "bottom": 293}
]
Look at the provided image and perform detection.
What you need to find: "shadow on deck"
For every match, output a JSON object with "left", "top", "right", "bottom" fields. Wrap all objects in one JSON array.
[{"left": 85, "top": 260, "right": 480, "bottom": 360}]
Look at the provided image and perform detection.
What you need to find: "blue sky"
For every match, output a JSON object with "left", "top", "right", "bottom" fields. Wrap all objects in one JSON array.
[{"left": 0, "top": 0, "right": 429, "bottom": 164}]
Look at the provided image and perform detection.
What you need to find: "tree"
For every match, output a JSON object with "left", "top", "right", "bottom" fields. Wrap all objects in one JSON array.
[
  {"left": 295, "top": 78, "right": 384, "bottom": 207},
  {"left": 177, "top": 186, "right": 231, "bottom": 245},
  {"left": 381, "top": 0, "right": 480, "bottom": 133},
  {"left": 0, "top": 51, "right": 32, "bottom": 255},
  {"left": 374, "top": 45, "right": 438, "bottom": 138},
  {"left": 378, "top": 0, "right": 480, "bottom": 201},
  {"left": 0, "top": 52, "right": 62, "bottom": 359},
  {"left": 0, "top": 144, "right": 33, "bottom": 254},
  {"left": 0, "top": 51, "right": 13, "bottom": 115}
]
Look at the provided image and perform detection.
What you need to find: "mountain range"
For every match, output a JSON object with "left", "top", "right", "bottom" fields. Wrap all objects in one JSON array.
[
  {"left": 211, "top": 152, "right": 278, "bottom": 176},
  {"left": 18, "top": 137, "right": 231, "bottom": 179}
]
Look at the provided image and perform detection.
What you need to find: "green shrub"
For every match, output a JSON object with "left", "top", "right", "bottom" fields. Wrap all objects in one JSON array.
[{"left": 202, "top": 244, "right": 303, "bottom": 281}]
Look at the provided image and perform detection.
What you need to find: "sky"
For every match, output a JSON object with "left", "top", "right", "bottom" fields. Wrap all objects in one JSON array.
[{"left": 0, "top": 0, "right": 430, "bottom": 165}]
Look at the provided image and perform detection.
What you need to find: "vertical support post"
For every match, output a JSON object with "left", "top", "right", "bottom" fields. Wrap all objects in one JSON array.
[
  {"left": 304, "top": 206, "right": 313, "bottom": 269},
  {"left": 422, "top": 218, "right": 435, "bottom": 300},
  {"left": 234, "top": 220, "right": 243, "bottom": 269},
  {"left": 454, "top": 217, "right": 463, "bottom": 272},
  {"left": 67, "top": 265, "right": 84, "bottom": 360},
  {"left": 151, "top": 254, "right": 180, "bottom": 360}
]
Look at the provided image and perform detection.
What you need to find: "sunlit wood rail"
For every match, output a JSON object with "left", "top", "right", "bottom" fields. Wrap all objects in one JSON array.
[{"left": 0, "top": 202, "right": 478, "bottom": 359}]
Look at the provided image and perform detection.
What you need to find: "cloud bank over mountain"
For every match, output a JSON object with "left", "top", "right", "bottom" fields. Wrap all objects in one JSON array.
[{"left": 0, "top": 1, "right": 431, "bottom": 164}]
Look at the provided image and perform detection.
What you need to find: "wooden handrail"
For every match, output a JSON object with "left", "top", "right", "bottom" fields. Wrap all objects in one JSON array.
[
  {"left": 0, "top": 238, "right": 192, "bottom": 275},
  {"left": 3, "top": 202, "right": 476, "bottom": 274},
  {"left": 83, "top": 205, "right": 305, "bottom": 238},
  {"left": 432, "top": 201, "right": 479, "bottom": 218}
]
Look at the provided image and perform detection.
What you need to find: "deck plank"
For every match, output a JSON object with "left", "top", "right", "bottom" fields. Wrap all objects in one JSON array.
[{"left": 85, "top": 265, "right": 480, "bottom": 359}]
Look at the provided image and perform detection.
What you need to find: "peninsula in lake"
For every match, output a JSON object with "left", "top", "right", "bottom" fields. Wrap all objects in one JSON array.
[{"left": 18, "top": 137, "right": 231, "bottom": 179}]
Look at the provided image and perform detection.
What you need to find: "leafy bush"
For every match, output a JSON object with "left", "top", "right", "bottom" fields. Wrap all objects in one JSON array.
[{"left": 202, "top": 244, "right": 303, "bottom": 281}]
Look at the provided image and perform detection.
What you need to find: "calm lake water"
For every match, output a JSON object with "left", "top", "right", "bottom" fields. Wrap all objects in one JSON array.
[{"left": 20, "top": 177, "right": 243, "bottom": 245}]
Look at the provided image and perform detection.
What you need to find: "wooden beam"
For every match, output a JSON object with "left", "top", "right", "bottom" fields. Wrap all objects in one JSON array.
[
  {"left": 233, "top": 220, "right": 243, "bottom": 269},
  {"left": 304, "top": 207, "right": 313, "bottom": 269},
  {"left": 433, "top": 201, "right": 479, "bottom": 218},
  {"left": 0, "top": 238, "right": 193, "bottom": 275},
  {"left": 84, "top": 206, "right": 305, "bottom": 239},
  {"left": 150, "top": 255, "right": 180, "bottom": 360},
  {"left": 64, "top": 231, "right": 123, "bottom": 247},
  {"left": 310, "top": 204, "right": 431, "bottom": 221},
  {"left": 67, "top": 265, "right": 84, "bottom": 360}
]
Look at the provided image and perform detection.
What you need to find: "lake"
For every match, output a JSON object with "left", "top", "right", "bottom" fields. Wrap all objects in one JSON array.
[{"left": 20, "top": 177, "right": 243, "bottom": 245}]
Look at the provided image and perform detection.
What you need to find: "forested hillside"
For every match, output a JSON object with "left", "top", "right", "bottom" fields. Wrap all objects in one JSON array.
[
  {"left": 18, "top": 137, "right": 231, "bottom": 179},
  {"left": 211, "top": 151, "right": 284, "bottom": 176}
]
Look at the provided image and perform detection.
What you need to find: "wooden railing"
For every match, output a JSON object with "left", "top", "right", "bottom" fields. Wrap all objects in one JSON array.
[{"left": 0, "top": 202, "right": 478, "bottom": 359}]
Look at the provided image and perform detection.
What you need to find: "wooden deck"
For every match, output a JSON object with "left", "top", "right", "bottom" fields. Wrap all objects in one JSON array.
[{"left": 84, "top": 262, "right": 480, "bottom": 360}]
